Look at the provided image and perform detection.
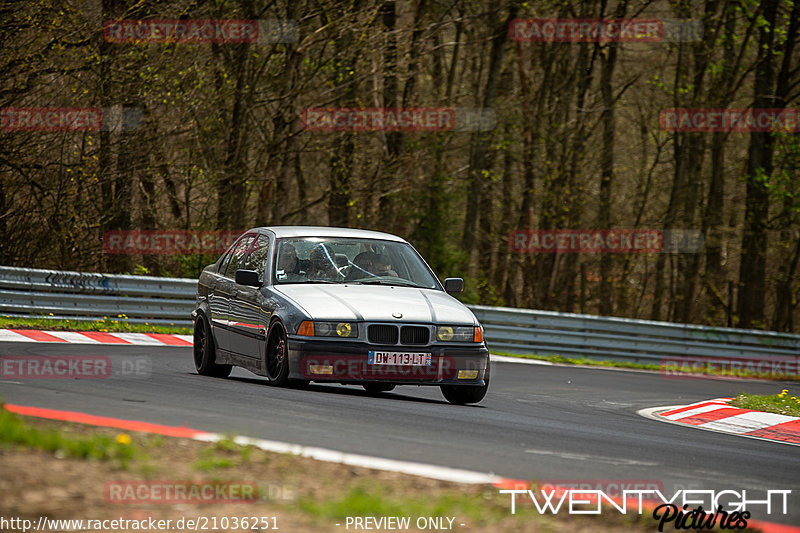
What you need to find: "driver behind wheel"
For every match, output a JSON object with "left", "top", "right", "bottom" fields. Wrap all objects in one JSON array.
[
  {"left": 373, "top": 254, "right": 398, "bottom": 277},
  {"left": 308, "top": 244, "right": 342, "bottom": 280}
]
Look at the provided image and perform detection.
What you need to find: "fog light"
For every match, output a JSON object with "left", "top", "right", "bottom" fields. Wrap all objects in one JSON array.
[
  {"left": 458, "top": 370, "right": 479, "bottom": 380},
  {"left": 309, "top": 364, "right": 333, "bottom": 375},
  {"left": 437, "top": 326, "right": 454, "bottom": 341}
]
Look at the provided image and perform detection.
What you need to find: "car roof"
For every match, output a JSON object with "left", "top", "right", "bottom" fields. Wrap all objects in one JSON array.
[{"left": 256, "top": 226, "right": 408, "bottom": 243}]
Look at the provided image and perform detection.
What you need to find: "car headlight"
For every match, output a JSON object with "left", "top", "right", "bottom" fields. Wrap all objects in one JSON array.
[
  {"left": 297, "top": 320, "right": 358, "bottom": 338},
  {"left": 436, "top": 326, "right": 482, "bottom": 342}
]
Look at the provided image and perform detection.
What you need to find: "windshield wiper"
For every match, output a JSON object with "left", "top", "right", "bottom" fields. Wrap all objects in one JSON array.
[{"left": 358, "top": 278, "right": 423, "bottom": 288}]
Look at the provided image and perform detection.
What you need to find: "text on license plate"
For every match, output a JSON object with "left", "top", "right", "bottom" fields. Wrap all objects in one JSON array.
[{"left": 368, "top": 351, "right": 432, "bottom": 366}]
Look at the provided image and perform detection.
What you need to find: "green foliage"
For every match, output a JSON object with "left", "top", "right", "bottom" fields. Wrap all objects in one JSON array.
[
  {"left": 297, "top": 485, "right": 506, "bottom": 525},
  {"left": 176, "top": 254, "right": 218, "bottom": 279},
  {"left": 771, "top": 132, "right": 800, "bottom": 218},
  {"left": 730, "top": 389, "right": 800, "bottom": 417},
  {"left": 193, "top": 455, "right": 236, "bottom": 471},
  {"left": 490, "top": 351, "right": 662, "bottom": 371},
  {"left": 0, "top": 405, "right": 136, "bottom": 467},
  {"left": 193, "top": 437, "right": 253, "bottom": 470},
  {"left": 0, "top": 315, "right": 190, "bottom": 335},
  {"left": 1, "top": 0, "right": 799, "bottom": 333}
]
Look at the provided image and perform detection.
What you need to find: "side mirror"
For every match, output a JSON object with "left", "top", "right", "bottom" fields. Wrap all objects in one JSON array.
[
  {"left": 443, "top": 278, "right": 464, "bottom": 294},
  {"left": 235, "top": 269, "right": 261, "bottom": 287}
]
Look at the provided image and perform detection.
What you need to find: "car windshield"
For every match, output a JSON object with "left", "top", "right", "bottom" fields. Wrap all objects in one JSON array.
[{"left": 273, "top": 237, "right": 440, "bottom": 289}]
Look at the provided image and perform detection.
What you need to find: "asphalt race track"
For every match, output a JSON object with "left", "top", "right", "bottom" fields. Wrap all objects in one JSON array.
[{"left": 1, "top": 341, "right": 798, "bottom": 527}]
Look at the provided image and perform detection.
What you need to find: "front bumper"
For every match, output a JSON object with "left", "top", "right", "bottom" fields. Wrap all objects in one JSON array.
[{"left": 287, "top": 337, "right": 489, "bottom": 386}]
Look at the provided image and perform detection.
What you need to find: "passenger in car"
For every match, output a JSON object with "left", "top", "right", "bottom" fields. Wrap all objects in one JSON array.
[
  {"left": 308, "top": 244, "right": 342, "bottom": 280},
  {"left": 346, "top": 251, "right": 378, "bottom": 279},
  {"left": 275, "top": 243, "right": 306, "bottom": 281}
]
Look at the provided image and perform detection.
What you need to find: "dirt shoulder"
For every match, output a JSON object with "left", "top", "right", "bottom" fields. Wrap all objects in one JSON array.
[{"left": 0, "top": 413, "right": 661, "bottom": 532}]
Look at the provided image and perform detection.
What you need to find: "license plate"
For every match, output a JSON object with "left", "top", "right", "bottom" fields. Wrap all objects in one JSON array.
[{"left": 368, "top": 351, "right": 432, "bottom": 366}]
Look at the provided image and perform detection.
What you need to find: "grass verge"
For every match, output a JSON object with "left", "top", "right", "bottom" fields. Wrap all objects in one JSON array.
[
  {"left": 492, "top": 351, "right": 800, "bottom": 381},
  {"left": 0, "top": 315, "right": 190, "bottom": 335},
  {"left": 0, "top": 405, "right": 137, "bottom": 466},
  {"left": 492, "top": 351, "right": 660, "bottom": 371},
  {"left": 0, "top": 405, "right": 656, "bottom": 532},
  {"left": 729, "top": 389, "right": 800, "bottom": 417}
]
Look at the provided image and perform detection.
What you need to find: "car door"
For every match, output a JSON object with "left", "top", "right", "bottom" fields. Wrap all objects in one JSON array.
[
  {"left": 210, "top": 234, "right": 254, "bottom": 353},
  {"left": 229, "top": 233, "right": 272, "bottom": 357}
]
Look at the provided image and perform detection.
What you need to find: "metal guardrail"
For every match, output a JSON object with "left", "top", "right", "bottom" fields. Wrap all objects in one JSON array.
[
  {"left": 1, "top": 266, "right": 798, "bottom": 364},
  {"left": 470, "top": 305, "right": 800, "bottom": 364},
  {"left": 0, "top": 266, "right": 195, "bottom": 327}
]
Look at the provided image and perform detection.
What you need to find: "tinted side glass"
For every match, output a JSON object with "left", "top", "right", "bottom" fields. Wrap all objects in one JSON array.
[
  {"left": 223, "top": 235, "right": 254, "bottom": 278},
  {"left": 244, "top": 234, "right": 271, "bottom": 283}
]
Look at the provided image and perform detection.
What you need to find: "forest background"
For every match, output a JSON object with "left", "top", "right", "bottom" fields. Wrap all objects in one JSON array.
[{"left": 1, "top": 0, "right": 798, "bottom": 333}]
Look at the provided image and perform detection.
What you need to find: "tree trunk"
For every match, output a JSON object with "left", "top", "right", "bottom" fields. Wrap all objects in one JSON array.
[
  {"left": 217, "top": 42, "right": 252, "bottom": 230},
  {"left": 737, "top": 0, "right": 780, "bottom": 329},
  {"left": 327, "top": 2, "right": 361, "bottom": 227},
  {"left": 461, "top": 4, "right": 517, "bottom": 266},
  {"left": 597, "top": 0, "right": 626, "bottom": 315}
]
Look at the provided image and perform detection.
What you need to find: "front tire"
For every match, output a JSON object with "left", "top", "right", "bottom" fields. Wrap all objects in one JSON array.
[
  {"left": 440, "top": 360, "right": 490, "bottom": 405},
  {"left": 193, "top": 315, "right": 232, "bottom": 378},
  {"left": 265, "top": 322, "right": 290, "bottom": 386}
]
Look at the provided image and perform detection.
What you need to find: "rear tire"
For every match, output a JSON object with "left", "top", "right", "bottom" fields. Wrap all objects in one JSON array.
[
  {"left": 363, "top": 383, "right": 396, "bottom": 393},
  {"left": 193, "top": 315, "right": 232, "bottom": 378},
  {"left": 440, "top": 360, "right": 490, "bottom": 405},
  {"left": 265, "top": 322, "right": 290, "bottom": 386}
]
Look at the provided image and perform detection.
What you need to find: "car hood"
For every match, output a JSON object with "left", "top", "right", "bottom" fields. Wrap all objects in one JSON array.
[{"left": 273, "top": 284, "right": 477, "bottom": 325}]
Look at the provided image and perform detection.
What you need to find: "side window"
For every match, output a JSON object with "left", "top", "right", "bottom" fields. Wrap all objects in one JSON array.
[
  {"left": 244, "top": 234, "right": 271, "bottom": 282},
  {"left": 218, "top": 250, "right": 233, "bottom": 274},
  {"left": 218, "top": 253, "right": 231, "bottom": 274},
  {"left": 223, "top": 235, "right": 254, "bottom": 278}
]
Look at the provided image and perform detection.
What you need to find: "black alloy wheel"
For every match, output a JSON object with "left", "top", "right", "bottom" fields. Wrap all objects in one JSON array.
[{"left": 193, "top": 315, "right": 232, "bottom": 378}]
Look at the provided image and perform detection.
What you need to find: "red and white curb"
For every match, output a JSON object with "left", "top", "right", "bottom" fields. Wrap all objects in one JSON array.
[
  {"left": 0, "top": 329, "right": 192, "bottom": 346},
  {"left": 4, "top": 404, "right": 499, "bottom": 485},
  {"left": 639, "top": 398, "right": 800, "bottom": 445}
]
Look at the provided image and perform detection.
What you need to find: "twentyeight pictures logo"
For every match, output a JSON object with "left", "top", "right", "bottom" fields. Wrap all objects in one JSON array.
[
  {"left": 103, "top": 19, "right": 298, "bottom": 44},
  {"left": 500, "top": 487, "right": 791, "bottom": 531}
]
